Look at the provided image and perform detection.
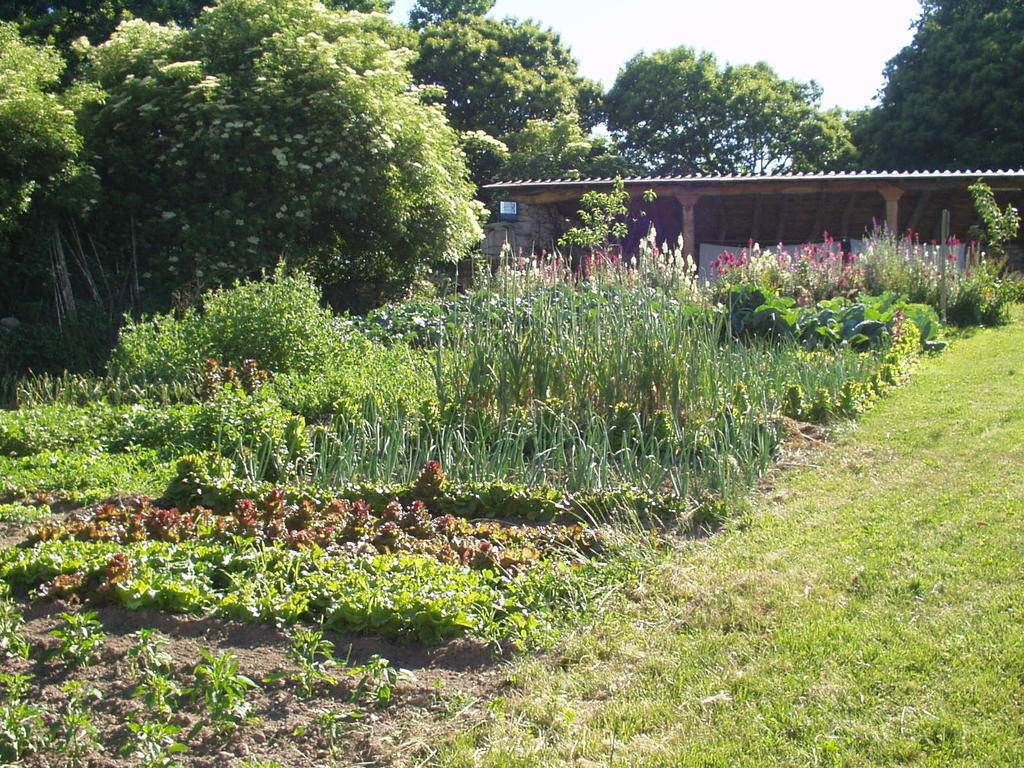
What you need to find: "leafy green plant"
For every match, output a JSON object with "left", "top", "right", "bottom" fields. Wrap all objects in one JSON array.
[
  {"left": 558, "top": 179, "right": 656, "bottom": 252},
  {"left": 0, "top": 600, "right": 29, "bottom": 659},
  {"left": 55, "top": 681, "right": 102, "bottom": 768},
  {"left": 348, "top": 654, "right": 415, "bottom": 709},
  {"left": 133, "top": 674, "right": 184, "bottom": 722},
  {"left": 282, "top": 627, "right": 339, "bottom": 697},
  {"left": 126, "top": 628, "right": 175, "bottom": 679},
  {"left": 122, "top": 719, "right": 188, "bottom": 768},
  {"left": 0, "top": 673, "right": 49, "bottom": 762},
  {"left": 49, "top": 611, "right": 106, "bottom": 667},
  {"left": 189, "top": 649, "right": 257, "bottom": 733},
  {"left": 293, "top": 708, "right": 361, "bottom": 754},
  {"left": 969, "top": 181, "right": 1021, "bottom": 258}
]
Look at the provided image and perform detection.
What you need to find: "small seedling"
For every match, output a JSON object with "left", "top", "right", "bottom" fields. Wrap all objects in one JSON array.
[
  {"left": 133, "top": 673, "right": 184, "bottom": 721},
  {"left": 348, "top": 654, "right": 415, "bottom": 709},
  {"left": 272, "top": 626, "right": 338, "bottom": 696},
  {"left": 293, "top": 708, "right": 361, "bottom": 754},
  {"left": 0, "top": 673, "right": 50, "bottom": 762},
  {"left": 126, "top": 628, "right": 174, "bottom": 679},
  {"left": 0, "top": 600, "right": 29, "bottom": 659},
  {"left": 56, "top": 681, "right": 102, "bottom": 768},
  {"left": 49, "top": 611, "right": 106, "bottom": 666},
  {"left": 122, "top": 719, "right": 188, "bottom": 768},
  {"left": 189, "top": 649, "right": 257, "bottom": 733}
]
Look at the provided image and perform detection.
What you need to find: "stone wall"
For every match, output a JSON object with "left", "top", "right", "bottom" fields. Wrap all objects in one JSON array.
[{"left": 481, "top": 202, "right": 566, "bottom": 262}]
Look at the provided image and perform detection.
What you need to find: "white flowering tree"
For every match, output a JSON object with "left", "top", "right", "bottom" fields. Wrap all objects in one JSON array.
[{"left": 80, "top": 0, "right": 482, "bottom": 308}]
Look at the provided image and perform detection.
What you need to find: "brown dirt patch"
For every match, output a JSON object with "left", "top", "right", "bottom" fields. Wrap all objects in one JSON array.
[{"left": 7, "top": 600, "right": 509, "bottom": 767}]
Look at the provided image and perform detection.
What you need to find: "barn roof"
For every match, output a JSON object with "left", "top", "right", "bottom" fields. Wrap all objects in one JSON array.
[{"left": 484, "top": 169, "right": 1024, "bottom": 190}]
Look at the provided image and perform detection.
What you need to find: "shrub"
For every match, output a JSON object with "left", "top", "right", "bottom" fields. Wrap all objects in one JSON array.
[
  {"left": 78, "top": 0, "right": 482, "bottom": 306},
  {"left": 111, "top": 271, "right": 346, "bottom": 382}
]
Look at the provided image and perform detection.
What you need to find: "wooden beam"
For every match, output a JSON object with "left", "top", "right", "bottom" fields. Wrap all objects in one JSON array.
[
  {"left": 878, "top": 184, "right": 904, "bottom": 233},
  {"left": 673, "top": 192, "right": 702, "bottom": 259}
]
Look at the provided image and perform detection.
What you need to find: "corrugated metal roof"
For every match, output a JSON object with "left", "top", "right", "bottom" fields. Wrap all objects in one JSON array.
[{"left": 484, "top": 169, "right": 1024, "bottom": 189}]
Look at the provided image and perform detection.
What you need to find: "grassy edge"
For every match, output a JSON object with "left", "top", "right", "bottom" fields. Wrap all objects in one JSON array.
[{"left": 415, "top": 311, "right": 1024, "bottom": 768}]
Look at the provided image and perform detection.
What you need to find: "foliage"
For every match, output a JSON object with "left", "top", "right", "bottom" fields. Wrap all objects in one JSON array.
[
  {"left": 421, "top": 311, "right": 1024, "bottom": 767},
  {"left": 348, "top": 653, "right": 415, "bottom": 708},
  {"left": 857, "top": 0, "right": 1024, "bottom": 170},
  {"left": 498, "top": 115, "right": 630, "bottom": 182},
  {"left": 121, "top": 719, "right": 187, "bottom": 768},
  {"left": 408, "top": 0, "right": 494, "bottom": 29},
  {"left": 134, "top": 673, "right": 184, "bottom": 720},
  {"left": 0, "top": 599, "right": 28, "bottom": 658},
  {"left": 29, "top": 489, "right": 600, "bottom": 572},
  {"left": 3, "top": 0, "right": 206, "bottom": 51},
  {"left": 55, "top": 681, "right": 102, "bottom": 768},
  {"left": 280, "top": 626, "right": 339, "bottom": 696},
  {"left": 969, "top": 180, "right": 1021, "bottom": 258},
  {"left": 721, "top": 285, "right": 937, "bottom": 351},
  {"left": 0, "top": 303, "right": 116, "bottom": 379},
  {"left": 48, "top": 610, "right": 106, "bottom": 666},
  {"left": 125, "top": 627, "right": 174, "bottom": 679},
  {"left": 605, "top": 47, "right": 855, "bottom": 174},
  {"left": 189, "top": 649, "right": 257, "bottom": 731},
  {"left": 0, "top": 673, "right": 49, "bottom": 762},
  {"left": 411, "top": 15, "right": 601, "bottom": 140},
  {"left": 707, "top": 232, "right": 1020, "bottom": 328},
  {"left": 108, "top": 271, "right": 435, "bottom": 421},
  {"left": 0, "top": 23, "right": 94, "bottom": 237},
  {"left": 77, "top": 0, "right": 482, "bottom": 308},
  {"left": 858, "top": 234, "right": 1018, "bottom": 326},
  {"left": 112, "top": 272, "right": 343, "bottom": 381},
  {"left": 558, "top": 179, "right": 647, "bottom": 251}
]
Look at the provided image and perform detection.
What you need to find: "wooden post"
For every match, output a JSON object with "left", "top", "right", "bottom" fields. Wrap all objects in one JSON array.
[
  {"left": 939, "top": 209, "right": 950, "bottom": 323},
  {"left": 878, "top": 184, "right": 904, "bottom": 234},
  {"left": 674, "top": 192, "right": 701, "bottom": 262}
]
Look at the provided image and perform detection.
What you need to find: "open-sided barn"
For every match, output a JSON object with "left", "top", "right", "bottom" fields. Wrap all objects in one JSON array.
[{"left": 483, "top": 170, "right": 1024, "bottom": 270}]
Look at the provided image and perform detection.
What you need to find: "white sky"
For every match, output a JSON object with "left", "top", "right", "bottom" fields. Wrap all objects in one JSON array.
[{"left": 390, "top": 0, "right": 924, "bottom": 111}]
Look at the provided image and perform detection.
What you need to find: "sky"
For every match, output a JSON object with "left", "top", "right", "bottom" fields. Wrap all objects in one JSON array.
[{"left": 390, "top": 0, "right": 924, "bottom": 112}]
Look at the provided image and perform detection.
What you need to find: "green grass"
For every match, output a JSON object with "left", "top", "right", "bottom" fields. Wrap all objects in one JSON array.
[{"left": 425, "top": 311, "right": 1024, "bottom": 767}]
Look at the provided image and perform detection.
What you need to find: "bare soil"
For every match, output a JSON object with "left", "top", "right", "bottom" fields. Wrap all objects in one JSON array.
[{"left": 6, "top": 599, "right": 508, "bottom": 768}]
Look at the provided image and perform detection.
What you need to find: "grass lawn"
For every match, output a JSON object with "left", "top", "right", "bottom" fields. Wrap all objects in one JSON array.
[{"left": 426, "top": 313, "right": 1024, "bottom": 767}]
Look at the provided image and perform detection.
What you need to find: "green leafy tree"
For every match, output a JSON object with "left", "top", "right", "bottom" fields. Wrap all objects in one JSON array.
[
  {"left": 968, "top": 180, "right": 1021, "bottom": 257},
  {"left": 2, "top": 0, "right": 393, "bottom": 50},
  {"left": 856, "top": 0, "right": 1024, "bottom": 170},
  {"left": 605, "top": 47, "right": 855, "bottom": 175},
  {"left": 77, "top": 0, "right": 482, "bottom": 308},
  {"left": 408, "top": 0, "right": 494, "bottom": 29},
  {"left": 0, "top": 23, "right": 82, "bottom": 231},
  {"left": 411, "top": 15, "right": 601, "bottom": 140},
  {"left": 500, "top": 115, "right": 631, "bottom": 181}
]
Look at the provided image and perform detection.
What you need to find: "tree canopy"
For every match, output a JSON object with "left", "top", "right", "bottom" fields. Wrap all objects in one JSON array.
[
  {"left": 0, "top": 22, "right": 94, "bottom": 235},
  {"left": 1, "top": 0, "right": 393, "bottom": 51},
  {"left": 411, "top": 15, "right": 601, "bottom": 141},
  {"left": 856, "top": 0, "right": 1024, "bottom": 170},
  {"left": 499, "top": 116, "right": 630, "bottom": 181},
  {"left": 58, "top": 0, "right": 480, "bottom": 308},
  {"left": 604, "top": 47, "right": 855, "bottom": 176},
  {"left": 408, "top": 0, "right": 494, "bottom": 30}
]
